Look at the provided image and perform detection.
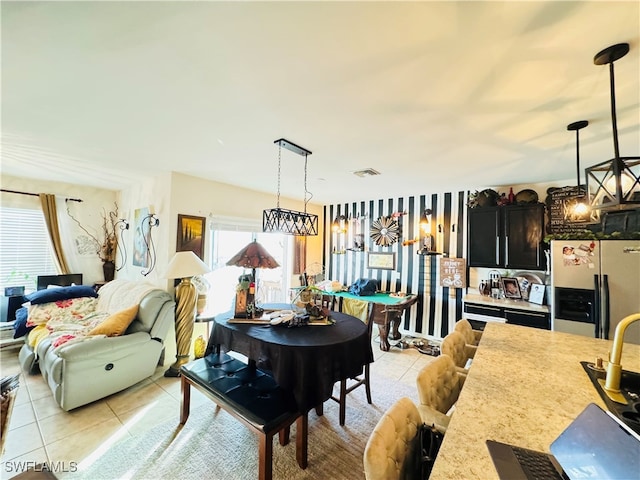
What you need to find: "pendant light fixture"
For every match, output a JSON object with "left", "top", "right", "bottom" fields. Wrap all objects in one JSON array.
[
  {"left": 567, "top": 120, "right": 590, "bottom": 220},
  {"left": 263, "top": 138, "right": 319, "bottom": 236},
  {"left": 585, "top": 43, "right": 640, "bottom": 212}
]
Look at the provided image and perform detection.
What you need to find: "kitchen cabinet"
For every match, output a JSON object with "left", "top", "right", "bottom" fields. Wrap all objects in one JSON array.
[
  {"left": 503, "top": 308, "right": 550, "bottom": 330},
  {"left": 467, "top": 207, "right": 500, "bottom": 268},
  {"left": 463, "top": 295, "right": 550, "bottom": 330},
  {"left": 467, "top": 203, "right": 546, "bottom": 270}
]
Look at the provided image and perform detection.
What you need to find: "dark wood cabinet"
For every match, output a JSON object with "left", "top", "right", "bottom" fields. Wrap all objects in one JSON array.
[
  {"left": 467, "top": 203, "right": 546, "bottom": 270},
  {"left": 503, "top": 204, "right": 546, "bottom": 269},
  {"left": 503, "top": 308, "right": 550, "bottom": 330},
  {"left": 463, "top": 301, "right": 550, "bottom": 330},
  {"left": 468, "top": 207, "right": 501, "bottom": 268}
]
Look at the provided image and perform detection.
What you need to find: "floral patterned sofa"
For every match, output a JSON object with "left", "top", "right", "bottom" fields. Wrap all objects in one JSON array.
[{"left": 18, "top": 279, "right": 175, "bottom": 411}]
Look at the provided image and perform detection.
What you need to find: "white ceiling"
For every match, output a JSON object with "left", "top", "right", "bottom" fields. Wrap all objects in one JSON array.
[{"left": 1, "top": 1, "right": 639, "bottom": 205}]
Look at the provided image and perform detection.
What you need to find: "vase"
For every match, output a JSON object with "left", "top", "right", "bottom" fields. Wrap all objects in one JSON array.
[
  {"left": 194, "top": 335, "right": 206, "bottom": 359},
  {"left": 103, "top": 261, "right": 115, "bottom": 282}
]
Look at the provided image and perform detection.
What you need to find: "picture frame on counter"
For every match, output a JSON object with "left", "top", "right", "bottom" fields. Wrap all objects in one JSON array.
[
  {"left": 528, "top": 284, "right": 546, "bottom": 305},
  {"left": 501, "top": 277, "right": 521, "bottom": 299}
]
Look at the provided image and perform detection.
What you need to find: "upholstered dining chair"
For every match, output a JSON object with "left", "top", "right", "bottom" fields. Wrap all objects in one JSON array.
[
  {"left": 315, "top": 293, "right": 341, "bottom": 313},
  {"left": 363, "top": 396, "right": 422, "bottom": 480},
  {"left": 440, "top": 331, "right": 476, "bottom": 374},
  {"left": 415, "top": 354, "right": 466, "bottom": 433},
  {"left": 454, "top": 318, "right": 483, "bottom": 346}
]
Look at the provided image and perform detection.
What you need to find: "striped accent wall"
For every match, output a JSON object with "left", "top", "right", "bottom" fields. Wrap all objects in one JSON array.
[{"left": 324, "top": 191, "right": 469, "bottom": 340}]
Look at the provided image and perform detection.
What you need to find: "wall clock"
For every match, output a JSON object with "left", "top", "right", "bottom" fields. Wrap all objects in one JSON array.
[{"left": 370, "top": 216, "right": 400, "bottom": 247}]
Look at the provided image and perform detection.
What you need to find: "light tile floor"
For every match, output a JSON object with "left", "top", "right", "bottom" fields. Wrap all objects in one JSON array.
[{"left": 0, "top": 331, "right": 440, "bottom": 479}]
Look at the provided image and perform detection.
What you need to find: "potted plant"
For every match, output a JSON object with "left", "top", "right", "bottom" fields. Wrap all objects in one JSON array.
[
  {"left": 3, "top": 270, "right": 36, "bottom": 292},
  {"left": 69, "top": 203, "right": 119, "bottom": 281}
]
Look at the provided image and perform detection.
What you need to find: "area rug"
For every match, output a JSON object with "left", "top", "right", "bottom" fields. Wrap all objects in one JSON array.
[{"left": 61, "top": 373, "right": 418, "bottom": 480}]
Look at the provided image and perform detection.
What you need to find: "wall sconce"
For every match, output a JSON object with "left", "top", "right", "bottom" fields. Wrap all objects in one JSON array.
[
  {"left": 115, "top": 218, "right": 130, "bottom": 271},
  {"left": 141, "top": 214, "right": 160, "bottom": 277},
  {"left": 566, "top": 120, "right": 591, "bottom": 220},
  {"left": 420, "top": 209, "right": 432, "bottom": 233},
  {"left": 417, "top": 209, "right": 442, "bottom": 256},
  {"left": 332, "top": 215, "right": 348, "bottom": 234}
]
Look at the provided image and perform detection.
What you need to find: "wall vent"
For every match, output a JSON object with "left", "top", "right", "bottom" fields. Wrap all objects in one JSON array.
[{"left": 353, "top": 168, "right": 380, "bottom": 178}]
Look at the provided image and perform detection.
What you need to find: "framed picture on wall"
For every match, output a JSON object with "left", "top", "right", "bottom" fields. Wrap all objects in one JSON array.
[
  {"left": 367, "top": 252, "right": 396, "bottom": 270},
  {"left": 133, "top": 207, "right": 151, "bottom": 268},
  {"left": 177, "top": 214, "right": 206, "bottom": 260}
]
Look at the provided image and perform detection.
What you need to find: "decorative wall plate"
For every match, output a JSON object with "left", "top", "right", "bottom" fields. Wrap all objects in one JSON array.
[
  {"left": 370, "top": 216, "right": 400, "bottom": 246},
  {"left": 515, "top": 189, "right": 539, "bottom": 204}
]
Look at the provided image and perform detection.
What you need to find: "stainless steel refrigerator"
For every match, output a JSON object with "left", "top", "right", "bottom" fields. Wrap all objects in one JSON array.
[{"left": 550, "top": 239, "right": 640, "bottom": 344}]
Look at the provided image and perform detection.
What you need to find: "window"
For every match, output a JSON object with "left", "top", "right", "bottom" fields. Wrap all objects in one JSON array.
[
  {"left": 204, "top": 227, "right": 293, "bottom": 315},
  {"left": 0, "top": 207, "right": 57, "bottom": 293}
]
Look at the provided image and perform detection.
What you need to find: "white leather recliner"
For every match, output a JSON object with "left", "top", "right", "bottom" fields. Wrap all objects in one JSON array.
[{"left": 18, "top": 279, "right": 175, "bottom": 411}]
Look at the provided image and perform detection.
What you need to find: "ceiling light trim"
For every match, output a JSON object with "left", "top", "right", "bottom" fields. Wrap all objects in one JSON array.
[{"left": 353, "top": 168, "right": 381, "bottom": 178}]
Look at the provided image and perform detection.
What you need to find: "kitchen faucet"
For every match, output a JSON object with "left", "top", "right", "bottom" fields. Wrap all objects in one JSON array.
[{"left": 603, "top": 313, "right": 640, "bottom": 404}]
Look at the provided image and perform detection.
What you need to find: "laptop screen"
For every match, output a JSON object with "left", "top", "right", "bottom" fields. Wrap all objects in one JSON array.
[{"left": 550, "top": 403, "right": 640, "bottom": 479}]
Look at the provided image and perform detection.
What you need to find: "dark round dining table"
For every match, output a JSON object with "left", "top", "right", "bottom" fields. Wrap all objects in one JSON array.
[{"left": 205, "top": 304, "right": 374, "bottom": 413}]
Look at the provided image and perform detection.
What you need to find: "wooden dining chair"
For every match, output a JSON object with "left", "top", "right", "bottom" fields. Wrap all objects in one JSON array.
[
  {"left": 313, "top": 293, "right": 340, "bottom": 312},
  {"left": 317, "top": 299, "right": 373, "bottom": 426}
]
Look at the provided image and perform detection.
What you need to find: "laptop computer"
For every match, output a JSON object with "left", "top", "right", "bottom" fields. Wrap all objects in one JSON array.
[{"left": 486, "top": 403, "right": 640, "bottom": 480}]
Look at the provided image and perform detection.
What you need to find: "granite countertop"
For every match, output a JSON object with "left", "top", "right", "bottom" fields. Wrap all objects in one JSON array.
[
  {"left": 429, "top": 322, "right": 640, "bottom": 480},
  {"left": 464, "top": 293, "right": 550, "bottom": 313}
]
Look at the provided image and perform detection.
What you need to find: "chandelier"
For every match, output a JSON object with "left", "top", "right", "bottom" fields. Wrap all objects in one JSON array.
[
  {"left": 263, "top": 138, "right": 319, "bottom": 236},
  {"left": 586, "top": 43, "right": 640, "bottom": 212}
]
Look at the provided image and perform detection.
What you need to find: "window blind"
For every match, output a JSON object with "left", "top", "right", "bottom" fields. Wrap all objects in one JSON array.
[{"left": 0, "top": 207, "right": 57, "bottom": 292}]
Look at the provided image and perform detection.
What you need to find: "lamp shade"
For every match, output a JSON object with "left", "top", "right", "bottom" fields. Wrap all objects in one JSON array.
[
  {"left": 165, "top": 251, "right": 211, "bottom": 279},
  {"left": 226, "top": 240, "right": 279, "bottom": 270}
]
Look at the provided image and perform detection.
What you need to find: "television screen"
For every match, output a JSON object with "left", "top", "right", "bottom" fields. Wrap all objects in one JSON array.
[{"left": 36, "top": 274, "right": 83, "bottom": 290}]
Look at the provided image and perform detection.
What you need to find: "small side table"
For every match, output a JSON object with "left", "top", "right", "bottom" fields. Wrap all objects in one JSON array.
[{"left": 195, "top": 312, "right": 216, "bottom": 340}]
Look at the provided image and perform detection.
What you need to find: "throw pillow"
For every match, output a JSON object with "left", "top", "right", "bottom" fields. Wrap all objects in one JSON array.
[
  {"left": 12, "top": 307, "right": 33, "bottom": 339},
  {"left": 25, "top": 285, "right": 98, "bottom": 305},
  {"left": 28, "top": 324, "right": 50, "bottom": 349},
  {"left": 88, "top": 305, "right": 139, "bottom": 337}
]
